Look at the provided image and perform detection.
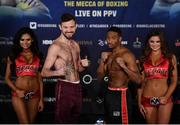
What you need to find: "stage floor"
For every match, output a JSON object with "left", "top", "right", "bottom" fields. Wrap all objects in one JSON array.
[{"left": 0, "top": 101, "right": 180, "bottom": 124}]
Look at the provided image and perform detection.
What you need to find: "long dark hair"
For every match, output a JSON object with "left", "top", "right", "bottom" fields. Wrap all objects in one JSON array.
[
  {"left": 9, "top": 27, "right": 41, "bottom": 62},
  {"left": 139, "top": 30, "right": 174, "bottom": 76}
]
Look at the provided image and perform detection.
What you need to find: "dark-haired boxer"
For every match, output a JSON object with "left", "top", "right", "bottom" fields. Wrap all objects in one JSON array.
[
  {"left": 97, "top": 26, "right": 141, "bottom": 124},
  {"left": 41, "top": 13, "right": 90, "bottom": 124}
]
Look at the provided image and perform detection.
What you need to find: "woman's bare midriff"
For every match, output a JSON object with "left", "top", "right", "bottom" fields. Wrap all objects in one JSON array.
[
  {"left": 143, "top": 78, "right": 168, "bottom": 97},
  {"left": 15, "top": 76, "right": 40, "bottom": 91}
]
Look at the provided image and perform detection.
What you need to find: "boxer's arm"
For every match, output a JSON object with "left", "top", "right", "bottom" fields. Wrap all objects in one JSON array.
[
  {"left": 120, "top": 51, "right": 142, "bottom": 84},
  {"left": 97, "top": 58, "right": 107, "bottom": 80},
  {"left": 41, "top": 44, "right": 65, "bottom": 77}
]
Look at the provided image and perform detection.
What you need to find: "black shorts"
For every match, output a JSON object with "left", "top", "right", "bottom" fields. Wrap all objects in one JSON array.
[{"left": 104, "top": 87, "right": 132, "bottom": 124}]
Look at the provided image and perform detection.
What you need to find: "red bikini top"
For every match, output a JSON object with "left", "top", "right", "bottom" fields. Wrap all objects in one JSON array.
[
  {"left": 15, "top": 53, "right": 40, "bottom": 76},
  {"left": 143, "top": 53, "right": 169, "bottom": 79}
]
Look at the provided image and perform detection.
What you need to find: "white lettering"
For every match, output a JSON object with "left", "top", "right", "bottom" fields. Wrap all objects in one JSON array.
[{"left": 75, "top": 10, "right": 91, "bottom": 17}]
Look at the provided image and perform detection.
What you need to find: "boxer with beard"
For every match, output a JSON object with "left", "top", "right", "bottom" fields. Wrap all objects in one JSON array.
[{"left": 41, "top": 13, "right": 89, "bottom": 124}]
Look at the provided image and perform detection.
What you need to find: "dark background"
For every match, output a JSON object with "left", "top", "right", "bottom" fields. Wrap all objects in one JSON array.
[{"left": 0, "top": 0, "right": 180, "bottom": 123}]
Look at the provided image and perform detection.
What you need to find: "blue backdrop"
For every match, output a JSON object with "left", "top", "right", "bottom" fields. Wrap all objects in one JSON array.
[{"left": 0, "top": 0, "right": 179, "bottom": 114}]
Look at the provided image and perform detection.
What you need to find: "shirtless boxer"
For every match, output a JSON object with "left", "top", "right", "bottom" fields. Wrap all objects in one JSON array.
[
  {"left": 41, "top": 13, "right": 89, "bottom": 123},
  {"left": 97, "top": 26, "right": 141, "bottom": 124}
]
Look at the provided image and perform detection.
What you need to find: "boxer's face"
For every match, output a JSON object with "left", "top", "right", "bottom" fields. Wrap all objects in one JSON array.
[
  {"left": 106, "top": 31, "right": 121, "bottom": 49},
  {"left": 59, "top": 20, "right": 77, "bottom": 39}
]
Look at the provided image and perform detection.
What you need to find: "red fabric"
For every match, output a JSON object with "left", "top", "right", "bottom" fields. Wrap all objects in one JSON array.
[
  {"left": 15, "top": 53, "right": 40, "bottom": 76},
  {"left": 55, "top": 80, "right": 82, "bottom": 123},
  {"left": 143, "top": 53, "right": 169, "bottom": 79},
  {"left": 108, "top": 87, "right": 128, "bottom": 91},
  {"left": 141, "top": 96, "right": 173, "bottom": 107},
  {"left": 121, "top": 89, "right": 128, "bottom": 124},
  {"left": 11, "top": 90, "right": 40, "bottom": 98}
]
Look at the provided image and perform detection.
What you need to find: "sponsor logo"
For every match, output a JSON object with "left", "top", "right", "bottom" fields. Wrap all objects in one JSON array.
[
  {"left": 82, "top": 74, "right": 98, "bottom": 85},
  {"left": 145, "top": 68, "right": 168, "bottom": 77},
  {"left": 121, "top": 40, "right": 128, "bottom": 45},
  {"left": 44, "top": 97, "right": 56, "bottom": 102},
  {"left": 104, "top": 76, "right": 109, "bottom": 82},
  {"left": 30, "top": 22, "right": 37, "bottom": 29},
  {"left": 82, "top": 74, "right": 93, "bottom": 84},
  {"left": 96, "top": 97, "right": 104, "bottom": 104},
  {"left": 77, "top": 40, "right": 93, "bottom": 45},
  {"left": 42, "top": 78, "right": 57, "bottom": 83},
  {"left": 175, "top": 39, "right": 180, "bottom": 47},
  {"left": 16, "top": 65, "right": 38, "bottom": 73},
  {"left": 83, "top": 97, "right": 92, "bottom": 102},
  {"left": 42, "top": 40, "right": 53, "bottom": 45},
  {"left": 98, "top": 39, "right": 107, "bottom": 46},
  {"left": 29, "top": 22, "right": 57, "bottom": 29},
  {"left": 113, "top": 111, "right": 120, "bottom": 116},
  {"left": 98, "top": 39, "right": 127, "bottom": 46},
  {"left": 133, "top": 37, "right": 141, "bottom": 48},
  {"left": 0, "top": 37, "right": 13, "bottom": 45}
]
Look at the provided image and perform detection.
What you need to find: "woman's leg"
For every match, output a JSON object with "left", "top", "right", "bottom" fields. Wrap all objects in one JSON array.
[
  {"left": 144, "top": 107, "right": 158, "bottom": 124},
  {"left": 27, "top": 97, "right": 40, "bottom": 123},
  {"left": 12, "top": 97, "right": 29, "bottom": 123},
  {"left": 158, "top": 103, "right": 173, "bottom": 124}
]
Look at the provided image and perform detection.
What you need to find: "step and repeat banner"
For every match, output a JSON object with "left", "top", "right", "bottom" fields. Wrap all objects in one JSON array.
[{"left": 0, "top": 0, "right": 180, "bottom": 114}]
